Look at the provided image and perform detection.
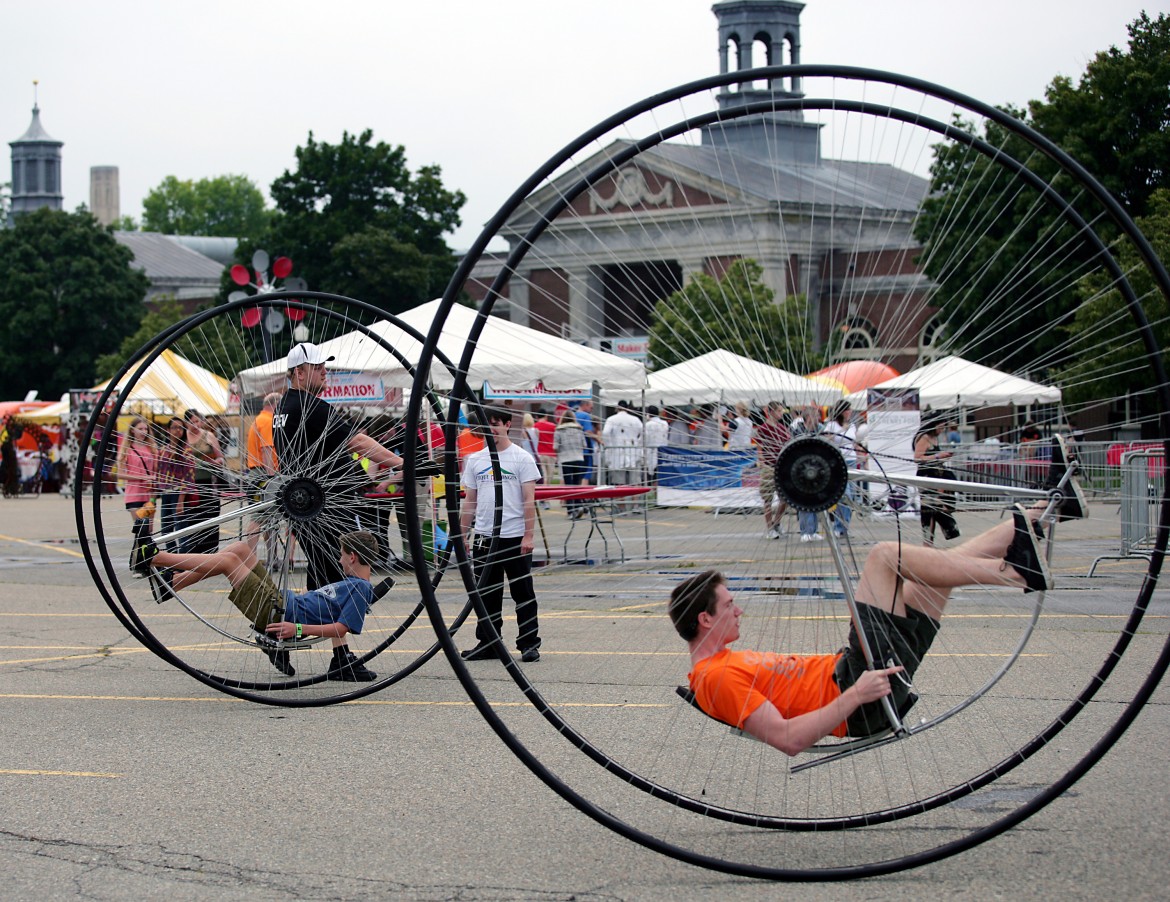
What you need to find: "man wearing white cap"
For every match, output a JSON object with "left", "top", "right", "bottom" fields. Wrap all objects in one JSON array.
[{"left": 273, "top": 342, "right": 406, "bottom": 680}]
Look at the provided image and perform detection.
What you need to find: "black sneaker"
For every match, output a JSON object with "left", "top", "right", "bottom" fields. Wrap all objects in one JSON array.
[
  {"left": 461, "top": 642, "right": 497, "bottom": 661},
  {"left": 1046, "top": 435, "right": 1088, "bottom": 521},
  {"left": 260, "top": 643, "right": 295, "bottom": 676},
  {"left": 1004, "top": 504, "right": 1052, "bottom": 593},
  {"left": 147, "top": 567, "right": 174, "bottom": 605},
  {"left": 327, "top": 649, "right": 377, "bottom": 681},
  {"left": 130, "top": 523, "right": 158, "bottom": 577},
  {"left": 520, "top": 647, "right": 541, "bottom": 663}
]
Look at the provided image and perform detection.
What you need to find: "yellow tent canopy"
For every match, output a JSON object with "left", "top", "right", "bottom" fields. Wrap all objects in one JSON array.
[{"left": 24, "top": 349, "right": 230, "bottom": 424}]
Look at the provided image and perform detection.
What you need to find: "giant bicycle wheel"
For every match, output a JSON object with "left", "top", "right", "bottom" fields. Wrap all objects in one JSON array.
[
  {"left": 404, "top": 66, "right": 1170, "bottom": 877},
  {"left": 79, "top": 292, "right": 475, "bottom": 705}
]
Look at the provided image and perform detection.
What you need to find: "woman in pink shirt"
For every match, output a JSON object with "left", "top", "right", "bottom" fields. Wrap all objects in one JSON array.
[{"left": 115, "top": 416, "right": 158, "bottom": 522}]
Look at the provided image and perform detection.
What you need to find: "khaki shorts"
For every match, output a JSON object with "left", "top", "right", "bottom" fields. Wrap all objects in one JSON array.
[
  {"left": 758, "top": 462, "right": 776, "bottom": 501},
  {"left": 228, "top": 562, "right": 283, "bottom": 630}
]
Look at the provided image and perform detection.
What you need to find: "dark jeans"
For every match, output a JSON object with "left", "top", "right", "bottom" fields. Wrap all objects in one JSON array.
[
  {"left": 472, "top": 536, "right": 540, "bottom": 652},
  {"left": 158, "top": 492, "right": 190, "bottom": 553},
  {"left": 185, "top": 490, "right": 221, "bottom": 555},
  {"left": 560, "top": 459, "right": 586, "bottom": 509}
]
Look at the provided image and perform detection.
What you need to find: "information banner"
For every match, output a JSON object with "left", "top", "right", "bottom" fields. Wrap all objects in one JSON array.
[
  {"left": 864, "top": 387, "right": 920, "bottom": 512},
  {"left": 656, "top": 446, "right": 759, "bottom": 508},
  {"left": 321, "top": 371, "right": 401, "bottom": 406}
]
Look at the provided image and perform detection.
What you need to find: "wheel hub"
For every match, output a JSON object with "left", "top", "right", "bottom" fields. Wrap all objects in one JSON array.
[
  {"left": 774, "top": 436, "right": 849, "bottom": 512},
  {"left": 275, "top": 475, "right": 326, "bottom": 522}
]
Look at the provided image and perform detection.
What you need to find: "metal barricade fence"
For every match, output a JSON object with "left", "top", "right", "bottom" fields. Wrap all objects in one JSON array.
[
  {"left": 1120, "top": 449, "right": 1164, "bottom": 557},
  {"left": 1088, "top": 448, "right": 1164, "bottom": 575}
]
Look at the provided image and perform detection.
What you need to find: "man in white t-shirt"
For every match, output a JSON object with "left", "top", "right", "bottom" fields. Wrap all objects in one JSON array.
[
  {"left": 601, "top": 400, "right": 644, "bottom": 485},
  {"left": 643, "top": 405, "right": 669, "bottom": 480},
  {"left": 459, "top": 407, "right": 543, "bottom": 662}
]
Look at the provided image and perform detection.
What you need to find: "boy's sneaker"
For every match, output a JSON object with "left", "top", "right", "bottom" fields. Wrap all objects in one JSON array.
[
  {"left": 130, "top": 520, "right": 158, "bottom": 576},
  {"left": 1003, "top": 504, "right": 1053, "bottom": 594},
  {"left": 263, "top": 645, "right": 295, "bottom": 677},
  {"left": 328, "top": 648, "right": 377, "bottom": 682},
  {"left": 1045, "top": 435, "right": 1088, "bottom": 521},
  {"left": 147, "top": 567, "right": 174, "bottom": 605}
]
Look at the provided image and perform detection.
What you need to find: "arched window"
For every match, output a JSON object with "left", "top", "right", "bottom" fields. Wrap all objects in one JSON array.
[
  {"left": 836, "top": 317, "right": 877, "bottom": 356},
  {"left": 920, "top": 315, "right": 946, "bottom": 364}
]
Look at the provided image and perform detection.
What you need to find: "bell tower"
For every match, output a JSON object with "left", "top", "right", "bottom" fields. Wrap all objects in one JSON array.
[
  {"left": 705, "top": 1, "right": 821, "bottom": 163},
  {"left": 9, "top": 84, "right": 64, "bottom": 225}
]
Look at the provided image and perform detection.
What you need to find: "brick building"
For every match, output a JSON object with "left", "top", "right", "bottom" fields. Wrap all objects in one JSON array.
[{"left": 463, "top": 0, "right": 936, "bottom": 375}]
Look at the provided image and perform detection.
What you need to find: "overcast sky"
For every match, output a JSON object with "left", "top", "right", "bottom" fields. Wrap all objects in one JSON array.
[{"left": 4, "top": 0, "right": 1164, "bottom": 252}]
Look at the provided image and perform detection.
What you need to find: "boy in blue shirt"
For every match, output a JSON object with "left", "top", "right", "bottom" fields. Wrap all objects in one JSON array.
[{"left": 136, "top": 529, "right": 383, "bottom": 680}]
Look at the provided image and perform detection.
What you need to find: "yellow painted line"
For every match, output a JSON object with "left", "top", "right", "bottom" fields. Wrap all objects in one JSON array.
[
  {"left": 0, "top": 692, "right": 661, "bottom": 711},
  {"left": 0, "top": 769, "right": 122, "bottom": 778},
  {"left": 0, "top": 533, "right": 86, "bottom": 559}
]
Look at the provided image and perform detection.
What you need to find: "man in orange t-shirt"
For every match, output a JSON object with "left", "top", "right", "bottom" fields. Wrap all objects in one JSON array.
[
  {"left": 668, "top": 503, "right": 1058, "bottom": 755},
  {"left": 246, "top": 392, "right": 281, "bottom": 473}
]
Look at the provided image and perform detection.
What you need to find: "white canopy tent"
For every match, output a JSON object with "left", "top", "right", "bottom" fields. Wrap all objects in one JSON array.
[
  {"left": 25, "top": 349, "right": 231, "bottom": 423},
  {"left": 845, "top": 355, "right": 1062, "bottom": 409},
  {"left": 601, "top": 349, "right": 837, "bottom": 408},
  {"left": 237, "top": 299, "right": 646, "bottom": 397}
]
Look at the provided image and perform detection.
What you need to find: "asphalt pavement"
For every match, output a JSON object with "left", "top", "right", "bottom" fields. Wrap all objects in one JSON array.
[{"left": 1, "top": 494, "right": 1168, "bottom": 901}]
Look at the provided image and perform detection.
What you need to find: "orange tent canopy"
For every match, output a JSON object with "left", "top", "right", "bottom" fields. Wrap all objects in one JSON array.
[
  {"left": 807, "top": 361, "right": 900, "bottom": 394},
  {"left": 0, "top": 401, "right": 59, "bottom": 451}
]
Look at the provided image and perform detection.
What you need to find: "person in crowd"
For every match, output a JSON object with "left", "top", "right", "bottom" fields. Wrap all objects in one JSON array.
[
  {"left": 946, "top": 422, "right": 962, "bottom": 446},
  {"left": 726, "top": 402, "right": 755, "bottom": 451},
  {"left": 915, "top": 415, "right": 960, "bottom": 545},
  {"left": 115, "top": 416, "right": 158, "bottom": 525},
  {"left": 246, "top": 392, "right": 281, "bottom": 475},
  {"left": 459, "top": 407, "right": 543, "bottom": 663},
  {"left": 755, "top": 401, "right": 790, "bottom": 539},
  {"left": 554, "top": 407, "right": 588, "bottom": 518},
  {"left": 669, "top": 499, "right": 1068, "bottom": 754},
  {"left": 601, "top": 400, "right": 644, "bottom": 487},
  {"left": 533, "top": 408, "right": 558, "bottom": 489},
  {"left": 1018, "top": 419, "right": 1042, "bottom": 458},
  {"left": 520, "top": 412, "right": 540, "bottom": 460},
  {"left": 666, "top": 408, "right": 692, "bottom": 446},
  {"left": 642, "top": 405, "right": 670, "bottom": 482},
  {"left": 183, "top": 409, "right": 225, "bottom": 554},
  {"left": 156, "top": 417, "right": 195, "bottom": 552},
  {"left": 822, "top": 401, "right": 858, "bottom": 538},
  {"left": 691, "top": 404, "right": 722, "bottom": 450},
  {"left": 574, "top": 400, "right": 601, "bottom": 484}
]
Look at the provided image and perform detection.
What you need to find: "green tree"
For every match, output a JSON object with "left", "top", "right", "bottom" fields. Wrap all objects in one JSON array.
[
  {"left": 0, "top": 208, "right": 149, "bottom": 398},
  {"left": 913, "top": 13, "right": 1170, "bottom": 374},
  {"left": 94, "top": 297, "right": 187, "bottom": 381},
  {"left": 257, "top": 129, "right": 465, "bottom": 313},
  {"left": 647, "top": 259, "right": 820, "bottom": 372},
  {"left": 142, "top": 174, "right": 270, "bottom": 239},
  {"left": 1056, "top": 187, "right": 1170, "bottom": 406},
  {"left": 1030, "top": 12, "right": 1170, "bottom": 220}
]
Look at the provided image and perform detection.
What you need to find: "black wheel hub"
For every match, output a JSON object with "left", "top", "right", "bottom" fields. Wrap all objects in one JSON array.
[
  {"left": 277, "top": 476, "right": 326, "bottom": 522},
  {"left": 774, "top": 436, "right": 849, "bottom": 513}
]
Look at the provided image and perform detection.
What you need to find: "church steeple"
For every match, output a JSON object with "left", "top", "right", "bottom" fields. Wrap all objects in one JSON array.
[
  {"left": 704, "top": 1, "right": 821, "bottom": 164},
  {"left": 9, "top": 83, "right": 64, "bottom": 225}
]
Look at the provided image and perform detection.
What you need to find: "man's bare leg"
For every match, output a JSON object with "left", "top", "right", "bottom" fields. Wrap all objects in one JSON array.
[{"left": 856, "top": 514, "right": 1034, "bottom": 619}]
